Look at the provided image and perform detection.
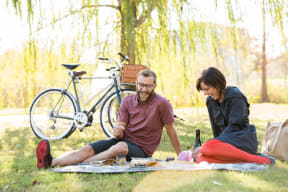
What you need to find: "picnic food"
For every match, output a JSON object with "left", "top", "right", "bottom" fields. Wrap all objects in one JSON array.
[{"left": 130, "top": 159, "right": 158, "bottom": 167}]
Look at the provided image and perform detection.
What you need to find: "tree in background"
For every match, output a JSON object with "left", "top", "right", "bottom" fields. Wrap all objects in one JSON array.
[
  {"left": 3, "top": 0, "right": 288, "bottom": 108},
  {"left": 261, "top": 0, "right": 269, "bottom": 102}
]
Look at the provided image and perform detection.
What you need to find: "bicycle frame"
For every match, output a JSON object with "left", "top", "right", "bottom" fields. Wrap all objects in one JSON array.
[{"left": 66, "top": 69, "right": 122, "bottom": 118}]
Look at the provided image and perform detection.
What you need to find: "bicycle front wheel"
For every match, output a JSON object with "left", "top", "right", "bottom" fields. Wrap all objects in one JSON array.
[
  {"left": 100, "top": 89, "right": 136, "bottom": 138},
  {"left": 30, "top": 88, "right": 78, "bottom": 140}
]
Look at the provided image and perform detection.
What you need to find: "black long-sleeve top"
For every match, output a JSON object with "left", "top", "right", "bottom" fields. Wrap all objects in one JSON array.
[{"left": 206, "top": 86, "right": 258, "bottom": 154}]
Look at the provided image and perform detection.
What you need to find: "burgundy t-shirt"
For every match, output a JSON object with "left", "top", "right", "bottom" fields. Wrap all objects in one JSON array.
[{"left": 118, "top": 92, "right": 174, "bottom": 157}]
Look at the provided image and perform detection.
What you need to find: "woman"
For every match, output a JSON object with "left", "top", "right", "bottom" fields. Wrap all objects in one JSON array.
[{"left": 179, "top": 67, "right": 274, "bottom": 164}]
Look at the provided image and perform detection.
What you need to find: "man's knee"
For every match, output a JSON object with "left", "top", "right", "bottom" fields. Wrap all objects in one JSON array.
[
  {"left": 110, "top": 142, "right": 128, "bottom": 155},
  {"left": 79, "top": 145, "right": 95, "bottom": 157}
]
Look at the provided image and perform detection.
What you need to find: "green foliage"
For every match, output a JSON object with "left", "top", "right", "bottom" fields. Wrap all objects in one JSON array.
[
  {"left": 0, "top": 39, "right": 95, "bottom": 108},
  {"left": 2, "top": 0, "right": 288, "bottom": 108}
]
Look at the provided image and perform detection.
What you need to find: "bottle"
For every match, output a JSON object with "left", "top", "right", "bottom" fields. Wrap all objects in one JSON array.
[{"left": 193, "top": 129, "right": 201, "bottom": 149}]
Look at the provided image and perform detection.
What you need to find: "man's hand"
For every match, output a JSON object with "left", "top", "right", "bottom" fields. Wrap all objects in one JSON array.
[{"left": 113, "top": 124, "right": 125, "bottom": 139}]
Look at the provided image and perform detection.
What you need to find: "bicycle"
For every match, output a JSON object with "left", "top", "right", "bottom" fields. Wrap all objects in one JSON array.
[{"left": 30, "top": 52, "right": 137, "bottom": 140}]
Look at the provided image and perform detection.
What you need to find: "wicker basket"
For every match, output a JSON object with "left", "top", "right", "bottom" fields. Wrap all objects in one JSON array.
[{"left": 121, "top": 64, "right": 147, "bottom": 84}]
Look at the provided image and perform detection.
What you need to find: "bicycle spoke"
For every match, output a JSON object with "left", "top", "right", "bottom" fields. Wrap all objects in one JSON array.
[{"left": 30, "top": 89, "right": 76, "bottom": 140}]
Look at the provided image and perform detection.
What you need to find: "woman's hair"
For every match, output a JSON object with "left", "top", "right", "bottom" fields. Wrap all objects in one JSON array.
[
  {"left": 196, "top": 67, "right": 226, "bottom": 94},
  {"left": 137, "top": 69, "right": 157, "bottom": 84}
]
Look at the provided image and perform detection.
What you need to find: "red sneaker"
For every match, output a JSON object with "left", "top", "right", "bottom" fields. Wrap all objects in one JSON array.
[{"left": 36, "top": 140, "right": 52, "bottom": 168}]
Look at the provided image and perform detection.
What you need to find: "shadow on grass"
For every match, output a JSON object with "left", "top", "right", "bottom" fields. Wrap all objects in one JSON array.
[{"left": 133, "top": 164, "right": 288, "bottom": 192}]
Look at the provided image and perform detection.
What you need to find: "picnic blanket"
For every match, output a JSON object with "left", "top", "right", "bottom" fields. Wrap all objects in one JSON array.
[{"left": 51, "top": 160, "right": 269, "bottom": 173}]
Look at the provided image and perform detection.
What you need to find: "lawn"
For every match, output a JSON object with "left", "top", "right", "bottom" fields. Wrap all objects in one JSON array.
[{"left": 0, "top": 104, "right": 288, "bottom": 192}]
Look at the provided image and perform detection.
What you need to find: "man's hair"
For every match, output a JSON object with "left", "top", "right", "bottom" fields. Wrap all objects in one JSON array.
[
  {"left": 196, "top": 67, "right": 226, "bottom": 94},
  {"left": 137, "top": 69, "right": 157, "bottom": 84}
]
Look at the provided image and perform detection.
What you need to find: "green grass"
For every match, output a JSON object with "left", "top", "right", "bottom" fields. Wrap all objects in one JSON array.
[{"left": 1, "top": 104, "right": 288, "bottom": 192}]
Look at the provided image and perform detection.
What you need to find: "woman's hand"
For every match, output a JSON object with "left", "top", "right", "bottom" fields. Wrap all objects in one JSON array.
[{"left": 192, "top": 146, "right": 201, "bottom": 160}]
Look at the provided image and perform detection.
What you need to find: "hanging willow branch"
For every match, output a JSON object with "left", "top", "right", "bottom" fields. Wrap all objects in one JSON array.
[
  {"left": 27, "top": 4, "right": 120, "bottom": 37},
  {"left": 135, "top": 2, "right": 154, "bottom": 28}
]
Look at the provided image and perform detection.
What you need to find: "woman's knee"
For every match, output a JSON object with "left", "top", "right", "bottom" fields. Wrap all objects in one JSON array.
[
  {"left": 110, "top": 142, "right": 128, "bottom": 155},
  {"left": 200, "top": 139, "right": 220, "bottom": 156}
]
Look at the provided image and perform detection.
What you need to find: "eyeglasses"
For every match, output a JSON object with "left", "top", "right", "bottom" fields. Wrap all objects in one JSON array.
[{"left": 137, "top": 82, "right": 154, "bottom": 89}]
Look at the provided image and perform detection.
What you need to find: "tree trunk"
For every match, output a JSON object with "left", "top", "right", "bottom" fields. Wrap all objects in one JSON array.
[
  {"left": 119, "top": 0, "right": 136, "bottom": 64},
  {"left": 261, "top": 2, "right": 269, "bottom": 102},
  {"left": 120, "top": 10, "right": 125, "bottom": 52},
  {"left": 285, "top": 55, "right": 288, "bottom": 87}
]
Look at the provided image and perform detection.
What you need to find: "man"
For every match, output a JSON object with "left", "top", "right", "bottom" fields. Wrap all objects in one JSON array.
[{"left": 36, "top": 69, "right": 181, "bottom": 168}]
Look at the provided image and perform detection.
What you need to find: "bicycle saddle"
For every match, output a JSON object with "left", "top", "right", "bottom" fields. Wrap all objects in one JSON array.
[
  {"left": 73, "top": 71, "right": 87, "bottom": 77},
  {"left": 61, "top": 63, "right": 80, "bottom": 70}
]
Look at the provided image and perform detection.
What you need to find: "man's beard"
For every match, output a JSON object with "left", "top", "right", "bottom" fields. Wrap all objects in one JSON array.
[{"left": 136, "top": 89, "right": 154, "bottom": 104}]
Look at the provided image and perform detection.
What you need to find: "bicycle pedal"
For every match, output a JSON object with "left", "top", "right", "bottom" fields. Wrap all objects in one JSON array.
[{"left": 79, "top": 127, "right": 84, "bottom": 132}]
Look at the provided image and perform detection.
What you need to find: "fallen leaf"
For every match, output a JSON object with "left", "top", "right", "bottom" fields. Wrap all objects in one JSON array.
[
  {"left": 2, "top": 185, "right": 9, "bottom": 192},
  {"left": 32, "top": 180, "right": 37, "bottom": 186},
  {"left": 2, "top": 181, "right": 17, "bottom": 192},
  {"left": 32, "top": 180, "right": 42, "bottom": 186}
]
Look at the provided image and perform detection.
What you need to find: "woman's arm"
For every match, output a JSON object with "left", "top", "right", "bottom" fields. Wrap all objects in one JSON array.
[
  {"left": 206, "top": 98, "right": 220, "bottom": 138},
  {"left": 221, "top": 97, "right": 248, "bottom": 134}
]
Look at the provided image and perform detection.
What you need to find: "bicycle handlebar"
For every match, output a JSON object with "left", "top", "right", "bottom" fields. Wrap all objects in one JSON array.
[
  {"left": 98, "top": 57, "right": 109, "bottom": 61},
  {"left": 98, "top": 52, "right": 129, "bottom": 71}
]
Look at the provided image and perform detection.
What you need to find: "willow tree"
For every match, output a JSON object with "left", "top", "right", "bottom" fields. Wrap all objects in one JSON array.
[
  {"left": 261, "top": 0, "right": 269, "bottom": 102},
  {"left": 254, "top": 0, "right": 287, "bottom": 102},
  {"left": 7, "top": 0, "right": 229, "bottom": 107},
  {"left": 6, "top": 0, "right": 288, "bottom": 107},
  {"left": 8, "top": 0, "right": 171, "bottom": 64},
  {"left": 8, "top": 0, "right": 245, "bottom": 63}
]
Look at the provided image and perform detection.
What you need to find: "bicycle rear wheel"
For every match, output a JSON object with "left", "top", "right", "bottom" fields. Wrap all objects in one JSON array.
[
  {"left": 30, "top": 88, "right": 77, "bottom": 140},
  {"left": 100, "top": 89, "right": 136, "bottom": 137}
]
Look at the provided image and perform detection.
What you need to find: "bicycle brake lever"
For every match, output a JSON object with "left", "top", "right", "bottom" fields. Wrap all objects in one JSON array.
[
  {"left": 106, "top": 67, "right": 118, "bottom": 72},
  {"left": 118, "top": 52, "right": 129, "bottom": 61}
]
